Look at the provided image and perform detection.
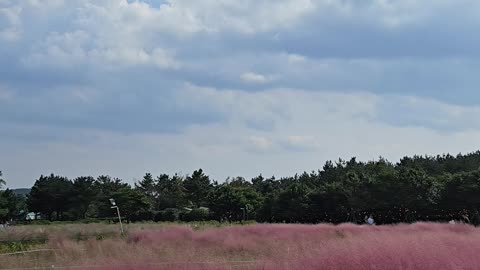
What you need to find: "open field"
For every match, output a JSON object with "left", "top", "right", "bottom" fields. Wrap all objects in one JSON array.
[{"left": 1, "top": 222, "right": 480, "bottom": 269}]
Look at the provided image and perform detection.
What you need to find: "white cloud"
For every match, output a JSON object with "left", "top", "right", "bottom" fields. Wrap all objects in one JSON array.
[
  {"left": 69, "top": 0, "right": 316, "bottom": 38},
  {"left": 378, "top": 95, "right": 480, "bottom": 131},
  {"left": 241, "top": 72, "right": 270, "bottom": 83},
  {"left": 24, "top": 0, "right": 66, "bottom": 9},
  {"left": 249, "top": 136, "right": 273, "bottom": 151},
  {"left": 4, "top": 0, "right": 480, "bottom": 188},
  {"left": 91, "top": 47, "right": 180, "bottom": 69},
  {"left": 0, "top": 5, "right": 21, "bottom": 41},
  {"left": 9, "top": 0, "right": 480, "bottom": 73},
  {"left": 287, "top": 53, "right": 306, "bottom": 64},
  {"left": 313, "top": 0, "right": 464, "bottom": 28},
  {"left": 65, "top": 87, "right": 99, "bottom": 103},
  {"left": 22, "top": 30, "right": 89, "bottom": 68},
  {"left": 23, "top": 30, "right": 180, "bottom": 69},
  {"left": 3, "top": 0, "right": 314, "bottom": 70},
  {"left": 282, "top": 135, "right": 319, "bottom": 151},
  {"left": 0, "top": 0, "right": 70, "bottom": 41},
  {"left": 4, "top": 86, "right": 480, "bottom": 187},
  {"left": 4, "top": 0, "right": 466, "bottom": 40}
]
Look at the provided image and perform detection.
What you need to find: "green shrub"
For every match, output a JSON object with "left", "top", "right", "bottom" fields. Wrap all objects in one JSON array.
[
  {"left": 128, "top": 211, "right": 154, "bottom": 222},
  {"left": 153, "top": 209, "right": 181, "bottom": 222},
  {"left": 180, "top": 207, "right": 211, "bottom": 222}
]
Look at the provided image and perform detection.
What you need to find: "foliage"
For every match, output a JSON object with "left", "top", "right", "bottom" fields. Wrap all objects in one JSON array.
[
  {"left": 5, "top": 151, "right": 480, "bottom": 224},
  {"left": 0, "top": 171, "right": 26, "bottom": 222},
  {"left": 27, "top": 174, "right": 73, "bottom": 221},
  {"left": 183, "top": 169, "right": 212, "bottom": 207},
  {"left": 180, "top": 207, "right": 211, "bottom": 222},
  {"left": 0, "top": 171, "right": 5, "bottom": 190},
  {"left": 71, "top": 176, "right": 97, "bottom": 219}
]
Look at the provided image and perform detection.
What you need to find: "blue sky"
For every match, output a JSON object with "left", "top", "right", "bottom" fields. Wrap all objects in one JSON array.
[{"left": 2, "top": 0, "right": 480, "bottom": 188}]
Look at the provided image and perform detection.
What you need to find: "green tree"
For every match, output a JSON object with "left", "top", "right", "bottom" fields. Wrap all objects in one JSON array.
[
  {"left": 112, "top": 187, "right": 150, "bottom": 219},
  {"left": 441, "top": 170, "right": 480, "bottom": 210},
  {"left": 27, "top": 174, "right": 73, "bottom": 220},
  {"left": 0, "top": 189, "right": 26, "bottom": 221},
  {"left": 92, "top": 175, "right": 130, "bottom": 218},
  {"left": 208, "top": 184, "right": 244, "bottom": 221},
  {"left": 208, "top": 182, "right": 262, "bottom": 222},
  {"left": 71, "top": 176, "right": 98, "bottom": 219},
  {"left": 0, "top": 171, "right": 5, "bottom": 190},
  {"left": 183, "top": 169, "right": 212, "bottom": 207},
  {"left": 135, "top": 173, "right": 156, "bottom": 209},
  {"left": 272, "top": 181, "right": 311, "bottom": 223},
  {"left": 0, "top": 171, "right": 26, "bottom": 222},
  {"left": 0, "top": 171, "right": 8, "bottom": 220},
  {"left": 155, "top": 173, "right": 187, "bottom": 209},
  {"left": 93, "top": 175, "right": 149, "bottom": 219}
]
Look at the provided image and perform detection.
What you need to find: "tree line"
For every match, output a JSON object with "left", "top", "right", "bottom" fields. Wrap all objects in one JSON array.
[
  {"left": 3, "top": 151, "right": 480, "bottom": 224},
  {"left": 0, "top": 171, "right": 26, "bottom": 223}
]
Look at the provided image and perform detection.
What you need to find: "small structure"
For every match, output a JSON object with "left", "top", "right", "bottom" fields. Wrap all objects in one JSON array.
[{"left": 25, "top": 212, "right": 39, "bottom": 220}]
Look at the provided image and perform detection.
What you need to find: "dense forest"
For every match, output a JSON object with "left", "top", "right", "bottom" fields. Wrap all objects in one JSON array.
[{"left": 3, "top": 151, "right": 480, "bottom": 225}]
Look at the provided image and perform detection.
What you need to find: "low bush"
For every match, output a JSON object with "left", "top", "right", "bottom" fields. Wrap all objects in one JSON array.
[{"left": 179, "top": 208, "right": 211, "bottom": 222}]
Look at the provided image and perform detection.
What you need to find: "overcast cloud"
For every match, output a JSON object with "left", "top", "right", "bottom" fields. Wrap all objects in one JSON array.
[{"left": 2, "top": 0, "right": 480, "bottom": 188}]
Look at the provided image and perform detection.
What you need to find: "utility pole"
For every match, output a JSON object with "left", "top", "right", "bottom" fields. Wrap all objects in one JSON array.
[{"left": 109, "top": 198, "right": 124, "bottom": 234}]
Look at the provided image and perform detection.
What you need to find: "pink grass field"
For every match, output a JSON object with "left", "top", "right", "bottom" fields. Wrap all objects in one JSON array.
[{"left": 2, "top": 222, "right": 480, "bottom": 269}]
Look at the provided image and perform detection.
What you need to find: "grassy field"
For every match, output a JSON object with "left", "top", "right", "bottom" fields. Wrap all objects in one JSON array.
[{"left": 1, "top": 222, "right": 480, "bottom": 269}]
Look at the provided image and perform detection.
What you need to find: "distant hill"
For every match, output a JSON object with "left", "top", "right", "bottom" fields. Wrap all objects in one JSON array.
[{"left": 13, "top": 188, "right": 30, "bottom": 197}]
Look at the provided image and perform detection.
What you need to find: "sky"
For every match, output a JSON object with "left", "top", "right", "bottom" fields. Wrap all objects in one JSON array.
[{"left": 2, "top": 0, "right": 480, "bottom": 188}]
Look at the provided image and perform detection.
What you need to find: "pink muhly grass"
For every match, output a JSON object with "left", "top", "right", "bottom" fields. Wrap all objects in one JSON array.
[
  {"left": 128, "top": 226, "right": 194, "bottom": 244},
  {"left": 5, "top": 222, "right": 480, "bottom": 270},
  {"left": 123, "top": 223, "right": 480, "bottom": 270}
]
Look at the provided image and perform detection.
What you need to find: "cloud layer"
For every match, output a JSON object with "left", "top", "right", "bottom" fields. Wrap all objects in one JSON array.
[{"left": 1, "top": 0, "right": 480, "bottom": 187}]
